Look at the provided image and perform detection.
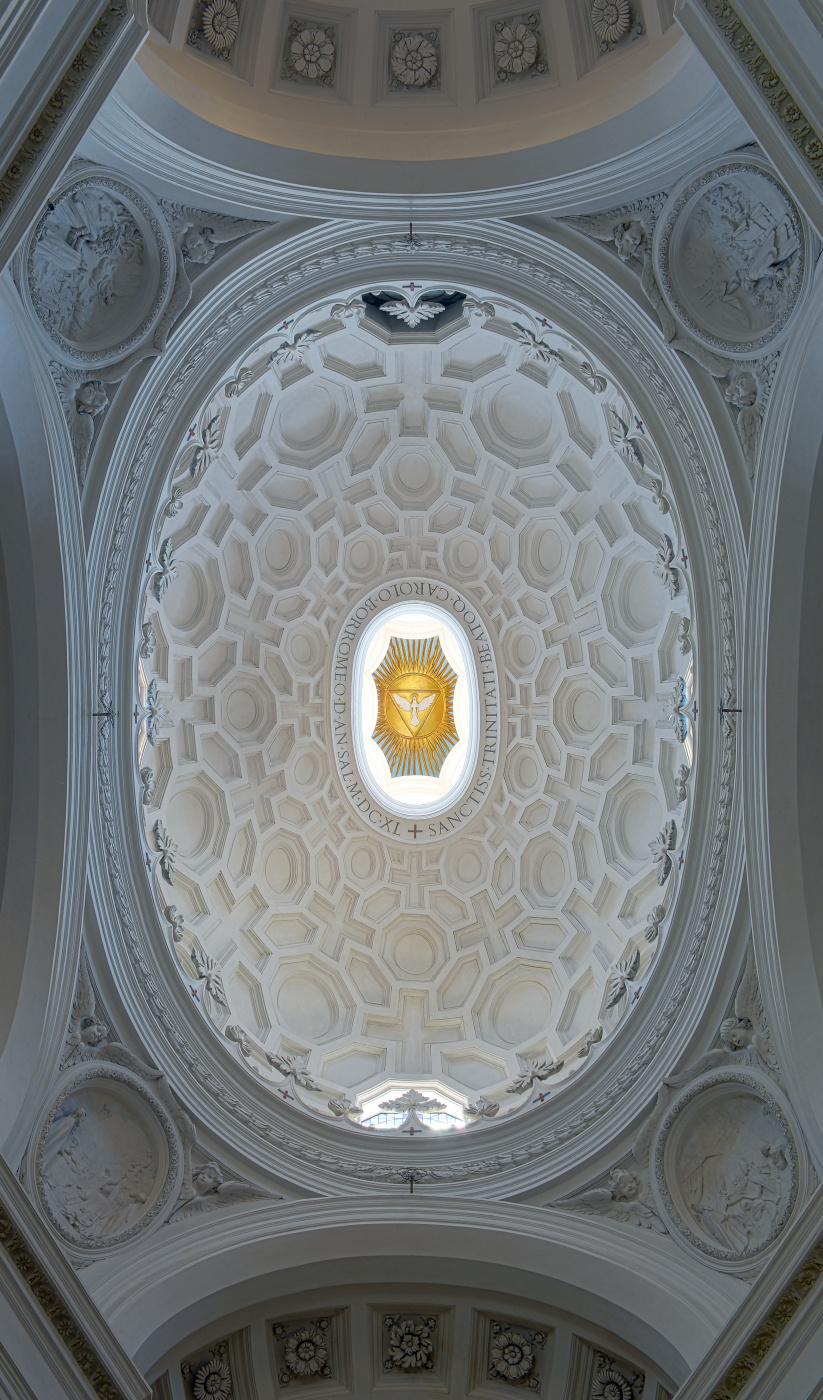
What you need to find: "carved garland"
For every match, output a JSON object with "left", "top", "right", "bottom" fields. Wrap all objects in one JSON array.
[
  {"left": 0, "top": 3, "right": 131, "bottom": 215},
  {"left": 700, "top": 0, "right": 823, "bottom": 186},
  {"left": 94, "top": 231, "right": 738, "bottom": 1184},
  {"left": 0, "top": 1205, "right": 127, "bottom": 1400}
]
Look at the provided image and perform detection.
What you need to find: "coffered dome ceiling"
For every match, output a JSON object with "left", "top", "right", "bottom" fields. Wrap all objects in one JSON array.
[
  {"left": 83, "top": 1, "right": 751, "bottom": 217},
  {"left": 135, "top": 280, "right": 695, "bottom": 1126}
]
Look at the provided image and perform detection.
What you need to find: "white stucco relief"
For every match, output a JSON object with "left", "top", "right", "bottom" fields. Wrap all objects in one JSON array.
[{"left": 132, "top": 281, "right": 696, "bottom": 1124}]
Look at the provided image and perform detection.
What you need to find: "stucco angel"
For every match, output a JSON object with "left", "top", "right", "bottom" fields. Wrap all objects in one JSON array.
[
  {"left": 51, "top": 348, "right": 161, "bottom": 485},
  {"left": 63, "top": 954, "right": 109, "bottom": 1065},
  {"left": 666, "top": 947, "right": 777, "bottom": 1085},
  {"left": 567, "top": 196, "right": 679, "bottom": 343},
  {"left": 560, "top": 1087, "right": 669, "bottom": 1231},
  {"left": 51, "top": 363, "right": 109, "bottom": 487},
  {"left": 155, "top": 202, "right": 268, "bottom": 352},
  {"left": 169, "top": 1161, "right": 277, "bottom": 1221}
]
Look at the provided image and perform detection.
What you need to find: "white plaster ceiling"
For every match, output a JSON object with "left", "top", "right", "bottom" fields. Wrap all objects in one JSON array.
[
  {"left": 144, "top": 0, "right": 686, "bottom": 164},
  {"left": 96, "top": 0, "right": 756, "bottom": 223},
  {"left": 136, "top": 281, "right": 694, "bottom": 1119}
]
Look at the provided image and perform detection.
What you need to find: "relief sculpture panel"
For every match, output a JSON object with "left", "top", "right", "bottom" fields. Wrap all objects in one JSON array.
[
  {"left": 653, "top": 155, "right": 810, "bottom": 359},
  {"left": 652, "top": 1071, "right": 800, "bottom": 1264},
  {"left": 30, "top": 1061, "right": 182, "bottom": 1254},
  {"left": 21, "top": 165, "right": 174, "bottom": 368}
]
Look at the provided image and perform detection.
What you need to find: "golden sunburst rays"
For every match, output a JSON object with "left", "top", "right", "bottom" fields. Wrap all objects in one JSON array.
[{"left": 372, "top": 636, "right": 459, "bottom": 778}]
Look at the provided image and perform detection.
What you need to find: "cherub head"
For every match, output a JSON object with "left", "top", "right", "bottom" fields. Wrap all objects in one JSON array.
[
  {"left": 608, "top": 1168, "right": 641, "bottom": 1201},
  {"left": 192, "top": 1161, "right": 223, "bottom": 1196},
  {"left": 720, "top": 1015, "right": 753, "bottom": 1051},
  {"left": 182, "top": 225, "right": 217, "bottom": 264},
  {"left": 614, "top": 220, "right": 644, "bottom": 261},
  {"left": 75, "top": 381, "right": 108, "bottom": 416},
  {"left": 79, "top": 1016, "right": 109, "bottom": 1047},
  {"left": 724, "top": 372, "right": 758, "bottom": 409}
]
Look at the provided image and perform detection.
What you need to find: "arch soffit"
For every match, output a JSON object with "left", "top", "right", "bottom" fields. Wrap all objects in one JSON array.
[
  {"left": 82, "top": 1199, "right": 747, "bottom": 1376},
  {"left": 85, "top": 216, "right": 746, "bottom": 1195},
  {"left": 746, "top": 272, "right": 823, "bottom": 1168},
  {"left": 0, "top": 281, "right": 90, "bottom": 1161}
]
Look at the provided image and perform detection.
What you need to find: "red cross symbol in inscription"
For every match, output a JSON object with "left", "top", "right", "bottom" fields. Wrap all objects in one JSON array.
[{"left": 409, "top": 825, "right": 420, "bottom": 840}]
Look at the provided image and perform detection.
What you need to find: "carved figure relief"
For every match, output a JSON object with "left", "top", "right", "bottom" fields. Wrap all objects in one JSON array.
[
  {"left": 32, "top": 1062, "right": 182, "bottom": 1252},
  {"left": 665, "top": 947, "right": 777, "bottom": 1083},
  {"left": 32, "top": 188, "right": 144, "bottom": 342},
  {"left": 62, "top": 954, "right": 110, "bottom": 1067},
  {"left": 653, "top": 158, "right": 808, "bottom": 357},
  {"left": 560, "top": 947, "right": 789, "bottom": 1246},
  {"left": 560, "top": 1087, "right": 668, "bottom": 1233},
  {"left": 24, "top": 171, "right": 174, "bottom": 368},
  {"left": 652, "top": 1073, "right": 798, "bottom": 1260},
  {"left": 169, "top": 1159, "right": 275, "bottom": 1221},
  {"left": 566, "top": 173, "right": 809, "bottom": 473}
]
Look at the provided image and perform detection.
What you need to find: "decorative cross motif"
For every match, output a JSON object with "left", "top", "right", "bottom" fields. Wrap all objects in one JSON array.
[
  {"left": 454, "top": 891, "right": 521, "bottom": 962},
  {"left": 612, "top": 656, "right": 671, "bottom": 765},
  {"left": 282, "top": 681, "right": 326, "bottom": 740},
  {"left": 363, "top": 991, "right": 463, "bottom": 1073},
  {"left": 543, "top": 589, "right": 599, "bottom": 667},
  {"left": 506, "top": 682, "right": 550, "bottom": 740},
  {"left": 557, "top": 454, "right": 626, "bottom": 539},
  {"left": 307, "top": 885, "right": 373, "bottom": 960},
  {"left": 546, "top": 754, "right": 597, "bottom": 834},
  {"left": 314, "top": 461, "right": 367, "bottom": 536},
  {"left": 452, "top": 462, "right": 514, "bottom": 534},
  {"left": 388, "top": 516, "right": 440, "bottom": 571},
  {"left": 389, "top": 848, "right": 442, "bottom": 909},
  {"left": 225, "top": 590, "right": 283, "bottom": 667},
  {"left": 305, "top": 571, "right": 354, "bottom": 630},
  {"left": 174, "top": 665, "right": 215, "bottom": 763}
]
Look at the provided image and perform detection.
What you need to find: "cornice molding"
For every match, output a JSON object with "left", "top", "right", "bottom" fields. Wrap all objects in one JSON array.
[
  {"left": 83, "top": 216, "right": 745, "bottom": 1200},
  {"left": 81, "top": 74, "right": 751, "bottom": 221}
]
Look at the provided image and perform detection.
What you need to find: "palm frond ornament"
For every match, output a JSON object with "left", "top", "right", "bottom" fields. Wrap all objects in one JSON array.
[{"left": 372, "top": 636, "right": 458, "bottom": 778}]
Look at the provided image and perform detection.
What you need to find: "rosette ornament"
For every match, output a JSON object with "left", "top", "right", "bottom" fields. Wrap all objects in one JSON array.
[
  {"left": 489, "top": 1329, "right": 534, "bottom": 1381},
  {"left": 284, "top": 1326, "right": 330, "bottom": 1377},
  {"left": 291, "top": 27, "right": 335, "bottom": 80},
  {"left": 391, "top": 32, "right": 438, "bottom": 87},
  {"left": 192, "top": 1348, "right": 232, "bottom": 1400},
  {"left": 591, "top": 0, "right": 631, "bottom": 46},
  {"left": 201, "top": 0, "right": 239, "bottom": 54},
  {"left": 386, "top": 1318, "right": 435, "bottom": 1370},
  {"left": 494, "top": 23, "right": 537, "bottom": 74}
]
